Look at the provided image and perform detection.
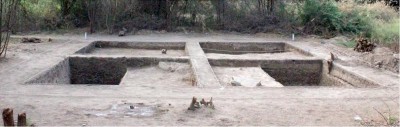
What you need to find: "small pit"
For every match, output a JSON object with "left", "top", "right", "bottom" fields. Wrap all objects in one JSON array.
[
  {"left": 70, "top": 57, "right": 127, "bottom": 85},
  {"left": 26, "top": 57, "right": 193, "bottom": 86},
  {"left": 209, "top": 59, "right": 351, "bottom": 87},
  {"left": 261, "top": 60, "right": 322, "bottom": 86},
  {"left": 26, "top": 57, "right": 127, "bottom": 85},
  {"left": 75, "top": 41, "right": 187, "bottom": 56}
]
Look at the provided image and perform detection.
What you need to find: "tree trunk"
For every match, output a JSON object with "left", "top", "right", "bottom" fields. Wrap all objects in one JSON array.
[
  {"left": 267, "top": 0, "right": 275, "bottom": 14},
  {"left": 165, "top": 0, "right": 172, "bottom": 30},
  {"left": 213, "top": 0, "right": 225, "bottom": 29},
  {"left": 258, "top": 0, "right": 266, "bottom": 15},
  {"left": 0, "top": 0, "right": 17, "bottom": 58},
  {"left": 86, "top": 1, "right": 97, "bottom": 34}
]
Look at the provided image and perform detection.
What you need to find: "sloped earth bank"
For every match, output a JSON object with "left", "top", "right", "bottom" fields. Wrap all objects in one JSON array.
[
  {"left": 0, "top": 33, "right": 398, "bottom": 126},
  {"left": 314, "top": 35, "right": 399, "bottom": 73}
]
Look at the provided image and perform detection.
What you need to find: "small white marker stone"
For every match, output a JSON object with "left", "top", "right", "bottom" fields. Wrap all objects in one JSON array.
[
  {"left": 292, "top": 33, "right": 295, "bottom": 41},
  {"left": 354, "top": 115, "right": 362, "bottom": 121},
  {"left": 85, "top": 32, "right": 87, "bottom": 40}
]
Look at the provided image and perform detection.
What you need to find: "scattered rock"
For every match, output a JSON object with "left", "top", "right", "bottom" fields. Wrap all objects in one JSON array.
[
  {"left": 354, "top": 115, "right": 362, "bottom": 121},
  {"left": 374, "top": 60, "right": 383, "bottom": 68},
  {"left": 85, "top": 103, "right": 160, "bottom": 118},
  {"left": 230, "top": 80, "right": 241, "bottom": 86},
  {"left": 230, "top": 76, "right": 262, "bottom": 87},
  {"left": 21, "top": 37, "right": 41, "bottom": 43},
  {"left": 118, "top": 27, "right": 127, "bottom": 37},
  {"left": 158, "top": 62, "right": 189, "bottom": 73},
  {"left": 161, "top": 49, "right": 167, "bottom": 54}
]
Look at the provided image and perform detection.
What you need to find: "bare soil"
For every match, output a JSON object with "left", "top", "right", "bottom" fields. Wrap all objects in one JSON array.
[
  {"left": 213, "top": 66, "right": 283, "bottom": 87},
  {"left": 120, "top": 62, "right": 193, "bottom": 88},
  {"left": 206, "top": 51, "right": 310, "bottom": 59},
  {"left": 0, "top": 32, "right": 398, "bottom": 126},
  {"left": 89, "top": 48, "right": 187, "bottom": 57}
]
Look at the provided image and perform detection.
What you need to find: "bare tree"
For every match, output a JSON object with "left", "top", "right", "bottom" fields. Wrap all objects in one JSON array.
[
  {"left": 267, "top": 0, "right": 275, "bottom": 14},
  {"left": 0, "top": 0, "right": 18, "bottom": 58},
  {"left": 258, "top": 0, "right": 267, "bottom": 15},
  {"left": 211, "top": 0, "right": 226, "bottom": 28},
  {"left": 86, "top": 1, "right": 98, "bottom": 34}
]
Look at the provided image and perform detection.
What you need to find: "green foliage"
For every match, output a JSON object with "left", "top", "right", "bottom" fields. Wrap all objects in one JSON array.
[
  {"left": 338, "top": 1, "right": 399, "bottom": 46},
  {"left": 340, "top": 8, "right": 372, "bottom": 36},
  {"left": 299, "top": 0, "right": 384, "bottom": 38},
  {"left": 19, "top": 0, "right": 61, "bottom": 30},
  {"left": 20, "top": 0, "right": 60, "bottom": 18},
  {"left": 300, "top": 0, "right": 343, "bottom": 34},
  {"left": 371, "top": 19, "right": 400, "bottom": 45}
]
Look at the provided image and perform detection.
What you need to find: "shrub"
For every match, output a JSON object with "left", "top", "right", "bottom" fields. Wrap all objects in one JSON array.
[
  {"left": 340, "top": 7, "right": 372, "bottom": 36},
  {"left": 338, "top": 1, "right": 399, "bottom": 52},
  {"left": 300, "top": 0, "right": 343, "bottom": 35}
]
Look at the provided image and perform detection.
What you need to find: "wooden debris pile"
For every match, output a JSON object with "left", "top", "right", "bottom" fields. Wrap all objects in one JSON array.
[
  {"left": 21, "top": 37, "right": 41, "bottom": 43},
  {"left": 188, "top": 96, "right": 214, "bottom": 111},
  {"left": 354, "top": 38, "right": 375, "bottom": 52}
]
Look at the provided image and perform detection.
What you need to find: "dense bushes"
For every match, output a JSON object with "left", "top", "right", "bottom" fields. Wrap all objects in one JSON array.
[
  {"left": 297, "top": 0, "right": 398, "bottom": 50},
  {"left": 299, "top": 0, "right": 373, "bottom": 37},
  {"left": 300, "top": 0, "right": 342, "bottom": 35},
  {"left": 9, "top": 0, "right": 400, "bottom": 48}
]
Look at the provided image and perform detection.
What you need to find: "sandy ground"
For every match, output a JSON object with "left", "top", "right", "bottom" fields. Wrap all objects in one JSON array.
[
  {"left": 0, "top": 32, "right": 398, "bottom": 126},
  {"left": 213, "top": 66, "right": 283, "bottom": 87},
  {"left": 88, "top": 48, "right": 187, "bottom": 57},
  {"left": 120, "top": 62, "right": 193, "bottom": 88},
  {"left": 305, "top": 36, "right": 399, "bottom": 73},
  {"left": 206, "top": 51, "right": 310, "bottom": 60}
]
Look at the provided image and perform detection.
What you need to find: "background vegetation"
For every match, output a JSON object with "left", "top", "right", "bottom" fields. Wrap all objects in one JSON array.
[{"left": 2, "top": 0, "right": 399, "bottom": 51}]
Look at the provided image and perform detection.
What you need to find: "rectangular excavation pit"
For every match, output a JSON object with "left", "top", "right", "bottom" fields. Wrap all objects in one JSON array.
[
  {"left": 200, "top": 42, "right": 312, "bottom": 59},
  {"left": 209, "top": 59, "right": 352, "bottom": 87},
  {"left": 75, "top": 41, "right": 187, "bottom": 57},
  {"left": 26, "top": 57, "right": 127, "bottom": 85},
  {"left": 26, "top": 57, "right": 193, "bottom": 87}
]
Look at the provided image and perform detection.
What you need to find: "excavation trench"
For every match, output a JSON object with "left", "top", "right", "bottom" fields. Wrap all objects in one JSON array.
[{"left": 26, "top": 57, "right": 192, "bottom": 86}]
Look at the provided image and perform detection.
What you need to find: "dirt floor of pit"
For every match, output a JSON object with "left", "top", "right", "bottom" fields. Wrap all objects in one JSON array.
[
  {"left": 120, "top": 62, "right": 193, "bottom": 87},
  {"left": 0, "top": 32, "right": 398, "bottom": 126},
  {"left": 87, "top": 48, "right": 187, "bottom": 57},
  {"left": 205, "top": 51, "right": 310, "bottom": 60},
  {"left": 212, "top": 66, "right": 283, "bottom": 87}
]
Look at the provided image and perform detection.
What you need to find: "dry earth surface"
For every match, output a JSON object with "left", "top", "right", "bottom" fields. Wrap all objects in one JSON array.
[{"left": 0, "top": 32, "right": 398, "bottom": 126}]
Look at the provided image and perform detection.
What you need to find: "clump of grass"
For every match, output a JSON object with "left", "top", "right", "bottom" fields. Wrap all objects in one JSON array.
[
  {"left": 371, "top": 19, "right": 399, "bottom": 45},
  {"left": 337, "top": 1, "right": 399, "bottom": 51}
]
